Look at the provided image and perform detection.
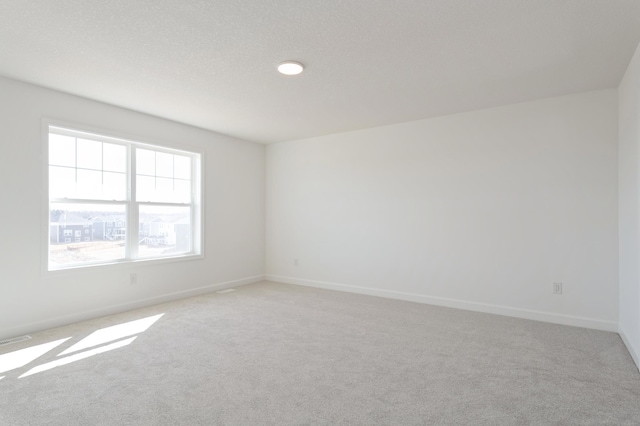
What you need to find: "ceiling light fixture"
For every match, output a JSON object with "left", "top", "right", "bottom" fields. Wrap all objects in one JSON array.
[{"left": 277, "top": 61, "right": 304, "bottom": 76}]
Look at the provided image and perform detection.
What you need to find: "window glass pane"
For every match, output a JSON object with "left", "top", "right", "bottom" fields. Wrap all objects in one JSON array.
[
  {"left": 76, "top": 139, "right": 102, "bottom": 170},
  {"left": 156, "top": 152, "right": 173, "bottom": 178},
  {"left": 103, "top": 172, "right": 127, "bottom": 201},
  {"left": 156, "top": 177, "right": 173, "bottom": 202},
  {"left": 136, "top": 175, "right": 155, "bottom": 202},
  {"left": 174, "top": 179, "right": 191, "bottom": 203},
  {"left": 77, "top": 169, "right": 102, "bottom": 199},
  {"left": 139, "top": 205, "right": 191, "bottom": 258},
  {"left": 136, "top": 176, "right": 190, "bottom": 203},
  {"left": 49, "top": 203, "right": 126, "bottom": 267},
  {"left": 49, "top": 166, "right": 76, "bottom": 199},
  {"left": 103, "top": 143, "right": 126, "bottom": 172},
  {"left": 174, "top": 155, "right": 191, "bottom": 180},
  {"left": 49, "top": 134, "right": 76, "bottom": 167},
  {"left": 136, "top": 149, "right": 155, "bottom": 176}
]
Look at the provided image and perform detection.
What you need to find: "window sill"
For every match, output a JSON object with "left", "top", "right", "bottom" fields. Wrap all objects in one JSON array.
[{"left": 45, "top": 252, "right": 204, "bottom": 276}]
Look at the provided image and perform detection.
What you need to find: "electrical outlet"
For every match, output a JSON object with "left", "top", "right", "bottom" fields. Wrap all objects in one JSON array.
[
  {"left": 130, "top": 273, "right": 137, "bottom": 285},
  {"left": 553, "top": 282, "right": 562, "bottom": 294}
]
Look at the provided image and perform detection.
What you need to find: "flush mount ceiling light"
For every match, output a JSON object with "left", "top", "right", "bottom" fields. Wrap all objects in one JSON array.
[{"left": 277, "top": 61, "right": 304, "bottom": 76}]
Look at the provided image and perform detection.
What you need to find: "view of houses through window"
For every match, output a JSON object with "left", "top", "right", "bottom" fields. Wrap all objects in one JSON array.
[
  {"left": 50, "top": 203, "right": 126, "bottom": 264},
  {"left": 47, "top": 126, "right": 200, "bottom": 270}
]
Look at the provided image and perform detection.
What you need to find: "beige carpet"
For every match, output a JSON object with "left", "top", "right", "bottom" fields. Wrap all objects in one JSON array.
[{"left": 1, "top": 281, "right": 639, "bottom": 425}]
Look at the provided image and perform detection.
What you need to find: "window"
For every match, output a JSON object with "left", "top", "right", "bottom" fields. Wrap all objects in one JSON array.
[{"left": 47, "top": 124, "right": 202, "bottom": 270}]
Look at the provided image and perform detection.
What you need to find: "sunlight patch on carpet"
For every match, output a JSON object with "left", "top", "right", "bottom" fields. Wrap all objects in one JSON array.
[
  {"left": 19, "top": 337, "right": 137, "bottom": 378},
  {"left": 59, "top": 314, "right": 164, "bottom": 356},
  {"left": 0, "top": 338, "right": 71, "bottom": 374}
]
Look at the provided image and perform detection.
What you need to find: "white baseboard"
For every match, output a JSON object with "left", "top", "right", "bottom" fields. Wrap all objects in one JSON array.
[
  {"left": 0, "top": 275, "right": 265, "bottom": 341},
  {"left": 266, "top": 274, "right": 618, "bottom": 332},
  {"left": 619, "top": 326, "right": 640, "bottom": 372}
]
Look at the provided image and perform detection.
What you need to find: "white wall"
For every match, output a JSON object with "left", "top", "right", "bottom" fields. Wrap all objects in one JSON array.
[
  {"left": 618, "top": 42, "right": 640, "bottom": 369},
  {"left": 0, "top": 76, "right": 265, "bottom": 340},
  {"left": 266, "top": 90, "right": 619, "bottom": 331}
]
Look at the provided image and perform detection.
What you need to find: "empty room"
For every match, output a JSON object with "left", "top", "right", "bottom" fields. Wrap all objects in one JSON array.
[{"left": 1, "top": 1, "right": 640, "bottom": 424}]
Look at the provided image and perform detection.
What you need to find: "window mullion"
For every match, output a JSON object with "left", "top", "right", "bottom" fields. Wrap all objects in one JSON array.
[
  {"left": 50, "top": 198, "right": 125, "bottom": 205},
  {"left": 127, "top": 146, "right": 139, "bottom": 260},
  {"left": 190, "top": 156, "right": 196, "bottom": 253}
]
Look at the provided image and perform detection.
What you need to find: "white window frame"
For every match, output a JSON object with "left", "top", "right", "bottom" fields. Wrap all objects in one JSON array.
[{"left": 43, "top": 120, "right": 204, "bottom": 272}]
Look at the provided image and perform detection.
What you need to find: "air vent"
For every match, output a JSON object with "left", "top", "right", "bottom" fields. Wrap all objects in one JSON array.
[
  {"left": 216, "top": 288, "right": 235, "bottom": 294},
  {"left": 0, "top": 335, "right": 32, "bottom": 347}
]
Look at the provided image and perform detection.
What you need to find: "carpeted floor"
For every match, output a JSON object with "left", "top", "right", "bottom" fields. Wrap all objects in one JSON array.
[{"left": 1, "top": 281, "right": 639, "bottom": 425}]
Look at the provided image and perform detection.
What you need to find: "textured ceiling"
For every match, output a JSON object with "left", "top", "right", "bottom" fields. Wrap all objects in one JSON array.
[{"left": 1, "top": 0, "right": 640, "bottom": 144}]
